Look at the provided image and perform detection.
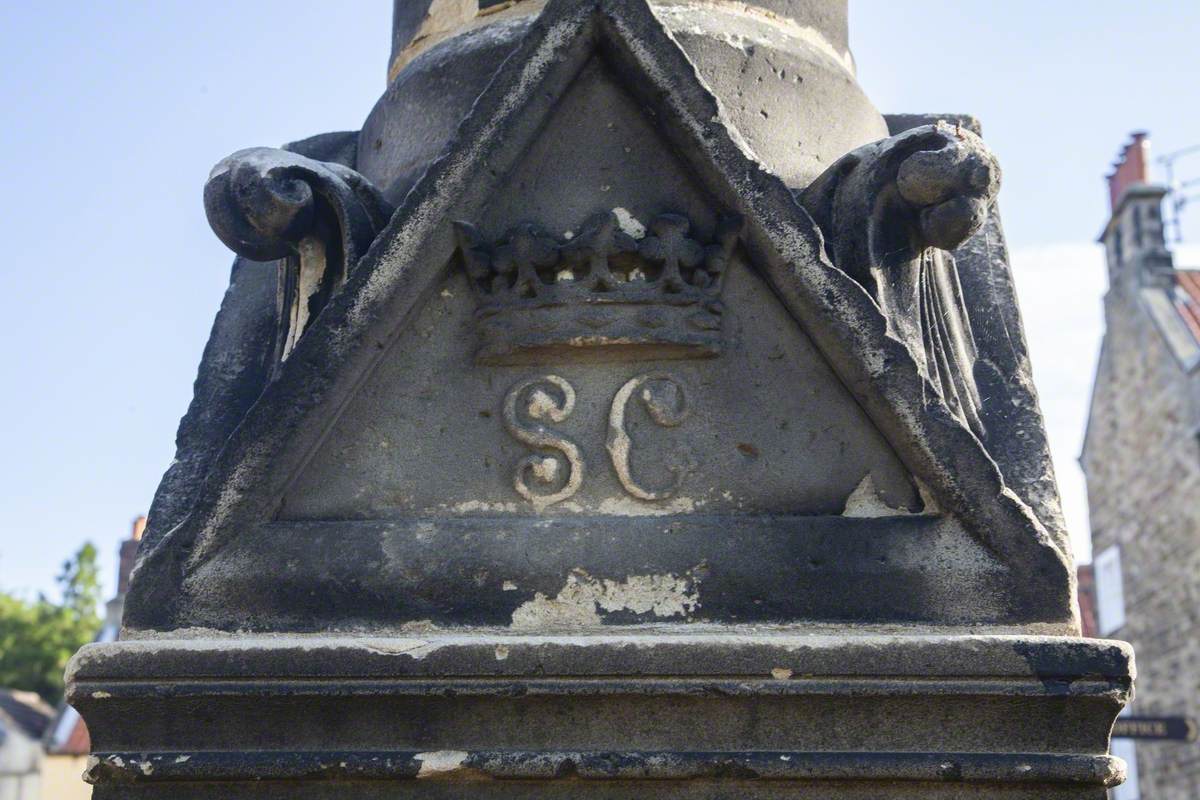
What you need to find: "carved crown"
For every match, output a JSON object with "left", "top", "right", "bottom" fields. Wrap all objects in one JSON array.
[{"left": 454, "top": 211, "right": 743, "bottom": 364}]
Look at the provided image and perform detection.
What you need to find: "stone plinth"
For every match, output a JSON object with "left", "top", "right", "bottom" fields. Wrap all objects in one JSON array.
[
  {"left": 67, "top": 0, "right": 1132, "bottom": 796},
  {"left": 72, "top": 632, "right": 1130, "bottom": 799}
]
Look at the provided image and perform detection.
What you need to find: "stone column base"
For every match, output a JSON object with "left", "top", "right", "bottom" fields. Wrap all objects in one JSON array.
[{"left": 67, "top": 630, "right": 1132, "bottom": 799}]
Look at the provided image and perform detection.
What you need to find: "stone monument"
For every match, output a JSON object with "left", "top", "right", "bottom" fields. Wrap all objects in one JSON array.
[{"left": 67, "top": 1, "right": 1134, "bottom": 797}]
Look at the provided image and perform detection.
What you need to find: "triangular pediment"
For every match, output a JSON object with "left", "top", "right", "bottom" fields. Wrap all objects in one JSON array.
[
  {"left": 281, "top": 56, "right": 920, "bottom": 521},
  {"left": 127, "top": 0, "right": 1072, "bottom": 630}
]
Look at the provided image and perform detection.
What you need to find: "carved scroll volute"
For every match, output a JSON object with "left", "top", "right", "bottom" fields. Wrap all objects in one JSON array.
[
  {"left": 797, "top": 122, "right": 999, "bottom": 439},
  {"left": 203, "top": 148, "right": 394, "bottom": 363},
  {"left": 503, "top": 376, "right": 586, "bottom": 510},
  {"left": 607, "top": 373, "right": 692, "bottom": 500}
]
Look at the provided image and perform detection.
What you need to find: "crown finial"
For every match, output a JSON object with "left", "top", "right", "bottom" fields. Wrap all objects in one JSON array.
[{"left": 454, "top": 210, "right": 743, "bottom": 364}]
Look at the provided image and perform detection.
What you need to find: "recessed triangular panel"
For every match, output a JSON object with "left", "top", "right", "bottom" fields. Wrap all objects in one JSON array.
[
  {"left": 127, "top": 0, "right": 1073, "bottom": 632},
  {"left": 281, "top": 59, "right": 918, "bottom": 521}
]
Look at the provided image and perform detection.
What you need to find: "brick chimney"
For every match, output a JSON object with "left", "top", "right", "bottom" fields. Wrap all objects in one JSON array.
[
  {"left": 103, "top": 515, "right": 145, "bottom": 631},
  {"left": 117, "top": 515, "right": 145, "bottom": 597},
  {"left": 1107, "top": 131, "right": 1150, "bottom": 210},
  {"left": 1075, "top": 565, "right": 1098, "bottom": 638},
  {"left": 1101, "top": 132, "right": 1172, "bottom": 286}
]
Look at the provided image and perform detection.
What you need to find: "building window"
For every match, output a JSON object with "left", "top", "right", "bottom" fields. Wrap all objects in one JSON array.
[{"left": 1094, "top": 545, "right": 1126, "bottom": 635}]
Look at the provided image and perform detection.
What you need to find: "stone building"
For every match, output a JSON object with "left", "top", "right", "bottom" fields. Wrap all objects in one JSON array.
[
  {"left": 1082, "top": 132, "right": 1200, "bottom": 799},
  {"left": 0, "top": 690, "right": 52, "bottom": 800}
]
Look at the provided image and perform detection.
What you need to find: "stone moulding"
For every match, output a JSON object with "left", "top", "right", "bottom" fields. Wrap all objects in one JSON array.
[
  {"left": 69, "top": 633, "right": 1133, "bottom": 798},
  {"left": 125, "top": 0, "right": 1076, "bottom": 632},
  {"left": 178, "top": 516, "right": 1018, "bottom": 629},
  {"left": 84, "top": 751, "right": 1123, "bottom": 787}
]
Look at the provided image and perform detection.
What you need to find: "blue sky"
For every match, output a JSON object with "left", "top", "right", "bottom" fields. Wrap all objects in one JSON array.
[{"left": 0, "top": 2, "right": 1198, "bottom": 600}]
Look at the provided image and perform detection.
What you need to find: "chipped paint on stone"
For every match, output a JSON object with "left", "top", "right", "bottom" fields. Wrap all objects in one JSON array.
[
  {"left": 444, "top": 500, "right": 522, "bottom": 514},
  {"left": 842, "top": 474, "right": 904, "bottom": 518},
  {"left": 653, "top": 1, "right": 857, "bottom": 74},
  {"left": 510, "top": 569, "right": 700, "bottom": 629},
  {"left": 400, "top": 620, "right": 439, "bottom": 633},
  {"left": 390, "top": 0, "right": 545, "bottom": 81},
  {"left": 612, "top": 207, "right": 646, "bottom": 238},
  {"left": 415, "top": 750, "right": 470, "bottom": 779},
  {"left": 914, "top": 476, "right": 941, "bottom": 514},
  {"left": 509, "top": 496, "right": 703, "bottom": 516},
  {"left": 595, "top": 495, "right": 699, "bottom": 516},
  {"left": 358, "top": 638, "right": 441, "bottom": 659}
]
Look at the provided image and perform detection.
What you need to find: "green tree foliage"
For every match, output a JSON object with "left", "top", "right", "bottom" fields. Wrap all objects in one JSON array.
[{"left": 0, "top": 543, "right": 103, "bottom": 704}]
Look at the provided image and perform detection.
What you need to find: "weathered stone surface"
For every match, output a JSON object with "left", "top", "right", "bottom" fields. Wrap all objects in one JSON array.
[
  {"left": 68, "top": 0, "right": 1130, "bottom": 797},
  {"left": 123, "top": 0, "right": 1074, "bottom": 633},
  {"left": 140, "top": 131, "right": 361, "bottom": 556},
  {"left": 798, "top": 121, "right": 1000, "bottom": 438},
  {"left": 884, "top": 113, "right": 1070, "bottom": 559},
  {"left": 365, "top": 0, "right": 885, "bottom": 204},
  {"left": 70, "top": 633, "right": 1132, "bottom": 798}
]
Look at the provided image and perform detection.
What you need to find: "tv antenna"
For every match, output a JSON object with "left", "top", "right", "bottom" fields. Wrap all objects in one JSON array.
[{"left": 1159, "top": 143, "right": 1200, "bottom": 243}]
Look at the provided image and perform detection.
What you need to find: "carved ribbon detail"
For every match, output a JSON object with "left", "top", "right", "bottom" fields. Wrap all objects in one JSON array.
[
  {"left": 607, "top": 373, "right": 691, "bottom": 500},
  {"left": 503, "top": 376, "right": 585, "bottom": 509}
]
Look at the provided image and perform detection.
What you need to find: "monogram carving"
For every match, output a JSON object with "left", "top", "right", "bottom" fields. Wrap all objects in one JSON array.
[
  {"left": 501, "top": 373, "right": 692, "bottom": 507},
  {"left": 607, "top": 373, "right": 692, "bottom": 500},
  {"left": 502, "top": 376, "right": 585, "bottom": 509}
]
